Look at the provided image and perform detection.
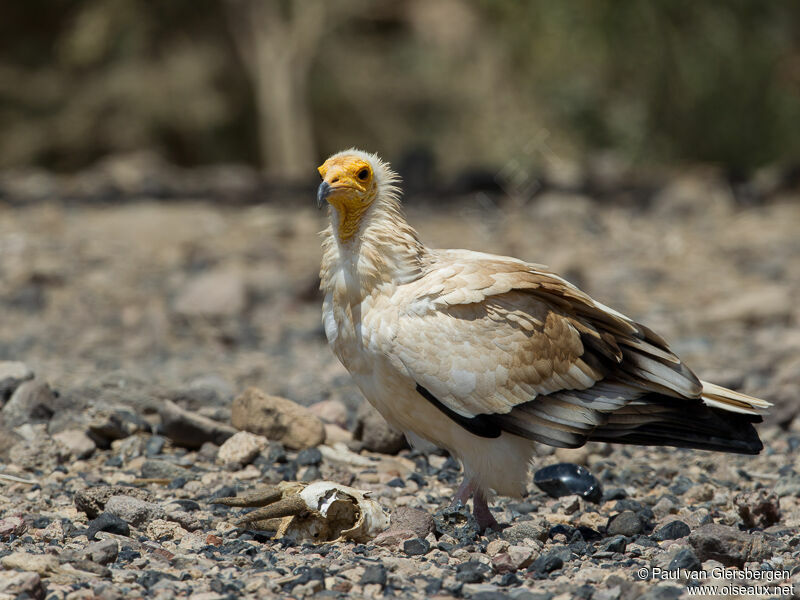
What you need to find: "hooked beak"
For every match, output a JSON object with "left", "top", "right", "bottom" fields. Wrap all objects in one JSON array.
[{"left": 316, "top": 181, "right": 331, "bottom": 210}]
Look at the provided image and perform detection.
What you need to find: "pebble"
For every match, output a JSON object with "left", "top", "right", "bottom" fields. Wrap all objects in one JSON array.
[
  {"left": 668, "top": 548, "right": 702, "bottom": 571},
  {"left": 159, "top": 399, "right": 237, "bottom": 449},
  {"left": 105, "top": 495, "right": 166, "bottom": 527},
  {"left": 0, "top": 515, "right": 26, "bottom": 539},
  {"left": 88, "top": 407, "right": 149, "bottom": 442},
  {"left": 403, "top": 537, "right": 431, "bottom": 556},
  {"left": 53, "top": 429, "right": 97, "bottom": 459},
  {"left": 533, "top": 463, "right": 603, "bottom": 503},
  {"left": 0, "top": 571, "right": 46, "bottom": 600},
  {"left": 75, "top": 485, "right": 155, "bottom": 519},
  {"left": 231, "top": 387, "right": 325, "bottom": 450},
  {"left": 653, "top": 520, "right": 690, "bottom": 541},
  {"left": 354, "top": 401, "right": 407, "bottom": 454},
  {"left": 456, "top": 560, "right": 491, "bottom": 583},
  {"left": 502, "top": 521, "right": 548, "bottom": 545},
  {"left": 216, "top": 430, "right": 267, "bottom": 467},
  {"left": 360, "top": 564, "right": 388, "bottom": 587},
  {"left": 146, "top": 519, "right": 187, "bottom": 540},
  {"left": 308, "top": 399, "right": 349, "bottom": 428},
  {"left": 141, "top": 458, "right": 188, "bottom": 480},
  {"left": 0, "top": 360, "right": 34, "bottom": 401},
  {"left": 2, "top": 380, "right": 57, "bottom": 427},
  {"left": 688, "top": 523, "right": 772, "bottom": 567},
  {"left": 606, "top": 511, "right": 644, "bottom": 536},
  {"left": 83, "top": 538, "right": 120, "bottom": 565}
]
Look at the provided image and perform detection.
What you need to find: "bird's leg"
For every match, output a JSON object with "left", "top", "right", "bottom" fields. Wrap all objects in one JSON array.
[
  {"left": 450, "top": 478, "right": 475, "bottom": 508},
  {"left": 472, "top": 488, "right": 500, "bottom": 533}
]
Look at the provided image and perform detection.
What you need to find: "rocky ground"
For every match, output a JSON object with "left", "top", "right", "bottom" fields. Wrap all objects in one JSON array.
[{"left": 1, "top": 163, "right": 799, "bottom": 599}]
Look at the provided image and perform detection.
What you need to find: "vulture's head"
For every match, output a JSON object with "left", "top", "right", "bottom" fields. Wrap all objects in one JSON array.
[{"left": 317, "top": 149, "right": 400, "bottom": 242}]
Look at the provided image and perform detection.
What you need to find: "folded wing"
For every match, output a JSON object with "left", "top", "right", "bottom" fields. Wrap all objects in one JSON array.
[{"left": 391, "top": 252, "right": 768, "bottom": 453}]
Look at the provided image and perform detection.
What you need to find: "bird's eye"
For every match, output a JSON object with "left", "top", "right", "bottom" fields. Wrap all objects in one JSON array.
[{"left": 357, "top": 168, "right": 369, "bottom": 181}]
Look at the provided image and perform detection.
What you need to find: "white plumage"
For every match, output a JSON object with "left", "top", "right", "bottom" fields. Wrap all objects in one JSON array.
[{"left": 317, "top": 149, "right": 770, "bottom": 530}]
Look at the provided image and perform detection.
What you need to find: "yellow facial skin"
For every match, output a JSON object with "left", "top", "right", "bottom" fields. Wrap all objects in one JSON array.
[{"left": 318, "top": 155, "right": 377, "bottom": 243}]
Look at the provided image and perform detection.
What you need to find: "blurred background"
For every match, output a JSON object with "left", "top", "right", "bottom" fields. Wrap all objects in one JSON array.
[
  {"left": 3, "top": 0, "right": 800, "bottom": 180},
  {"left": 0, "top": 1, "right": 798, "bottom": 435}
]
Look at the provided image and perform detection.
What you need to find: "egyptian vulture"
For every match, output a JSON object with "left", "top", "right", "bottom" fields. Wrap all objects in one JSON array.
[{"left": 316, "top": 149, "right": 769, "bottom": 531}]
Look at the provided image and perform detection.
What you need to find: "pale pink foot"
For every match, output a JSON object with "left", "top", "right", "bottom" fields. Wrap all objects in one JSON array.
[
  {"left": 451, "top": 479, "right": 475, "bottom": 507},
  {"left": 450, "top": 478, "right": 500, "bottom": 533},
  {"left": 472, "top": 488, "right": 500, "bottom": 533}
]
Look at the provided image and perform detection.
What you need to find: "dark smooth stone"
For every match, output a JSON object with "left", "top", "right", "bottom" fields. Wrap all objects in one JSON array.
[
  {"left": 533, "top": 463, "right": 602, "bottom": 503},
  {"left": 600, "top": 535, "right": 627, "bottom": 554},
  {"left": 653, "top": 520, "right": 691, "bottom": 541},
  {"left": 668, "top": 548, "right": 702, "bottom": 572},
  {"left": 607, "top": 510, "right": 644, "bottom": 536},
  {"left": 528, "top": 552, "right": 564, "bottom": 575}
]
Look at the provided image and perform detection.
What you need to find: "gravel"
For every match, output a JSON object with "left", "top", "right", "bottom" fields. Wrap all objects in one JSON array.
[{"left": 1, "top": 173, "right": 799, "bottom": 598}]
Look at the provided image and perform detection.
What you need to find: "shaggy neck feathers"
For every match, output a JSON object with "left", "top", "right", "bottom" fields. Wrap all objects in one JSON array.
[{"left": 321, "top": 192, "right": 426, "bottom": 301}]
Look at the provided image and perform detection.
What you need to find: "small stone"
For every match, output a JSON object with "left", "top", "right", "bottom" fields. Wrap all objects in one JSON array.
[
  {"left": 53, "top": 429, "right": 96, "bottom": 459},
  {"left": 105, "top": 495, "right": 166, "bottom": 527},
  {"left": 0, "top": 552, "right": 59, "bottom": 576},
  {"left": 607, "top": 511, "right": 644, "bottom": 536},
  {"left": 601, "top": 535, "right": 627, "bottom": 554},
  {"left": 360, "top": 565, "right": 388, "bottom": 587},
  {"left": 145, "top": 435, "right": 166, "bottom": 457},
  {"left": 562, "top": 495, "right": 581, "bottom": 515},
  {"left": 0, "top": 361, "right": 34, "bottom": 402},
  {"left": 308, "top": 399, "right": 349, "bottom": 427},
  {"left": 533, "top": 463, "right": 602, "bottom": 503},
  {"left": 486, "top": 539, "right": 510, "bottom": 557},
  {"left": 684, "top": 484, "right": 714, "bottom": 504},
  {"left": 528, "top": 552, "right": 563, "bottom": 575},
  {"left": 146, "top": 519, "right": 187, "bottom": 541},
  {"left": 136, "top": 460, "right": 184, "bottom": 483},
  {"left": 86, "top": 513, "right": 130, "bottom": 540},
  {"left": 159, "top": 399, "right": 237, "bottom": 449},
  {"left": 323, "top": 423, "right": 353, "bottom": 444},
  {"left": 232, "top": 388, "right": 325, "bottom": 450},
  {"left": 75, "top": 485, "right": 155, "bottom": 519},
  {"left": 374, "top": 506, "right": 436, "bottom": 546},
  {"left": 173, "top": 268, "right": 247, "bottom": 318},
  {"left": 0, "top": 571, "right": 45, "bottom": 600},
  {"left": 688, "top": 523, "right": 772, "bottom": 567},
  {"left": 653, "top": 520, "right": 691, "bottom": 541},
  {"left": 2, "top": 380, "right": 56, "bottom": 427},
  {"left": 217, "top": 430, "right": 268, "bottom": 467},
  {"left": 88, "top": 408, "right": 149, "bottom": 442},
  {"left": 653, "top": 496, "right": 679, "bottom": 519},
  {"left": 0, "top": 515, "right": 26, "bottom": 539},
  {"left": 403, "top": 537, "right": 431, "bottom": 556},
  {"left": 353, "top": 401, "right": 407, "bottom": 454},
  {"left": 83, "top": 539, "right": 119, "bottom": 565},
  {"left": 295, "top": 447, "right": 322, "bottom": 466},
  {"left": 502, "top": 521, "right": 548, "bottom": 544},
  {"left": 8, "top": 428, "right": 60, "bottom": 471},
  {"left": 668, "top": 548, "right": 702, "bottom": 572},
  {"left": 456, "top": 561, "right": 491, "bottom": 584}
]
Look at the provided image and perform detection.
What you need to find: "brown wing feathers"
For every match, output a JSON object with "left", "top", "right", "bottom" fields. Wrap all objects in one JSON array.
[{"left": 422, "top": 266, "right": 766, "bottom": 454}]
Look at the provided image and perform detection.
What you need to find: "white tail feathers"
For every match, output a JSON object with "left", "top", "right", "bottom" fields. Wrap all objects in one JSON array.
[{"left": 700, "top": 381, "right": 772, "bottom": 415}]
